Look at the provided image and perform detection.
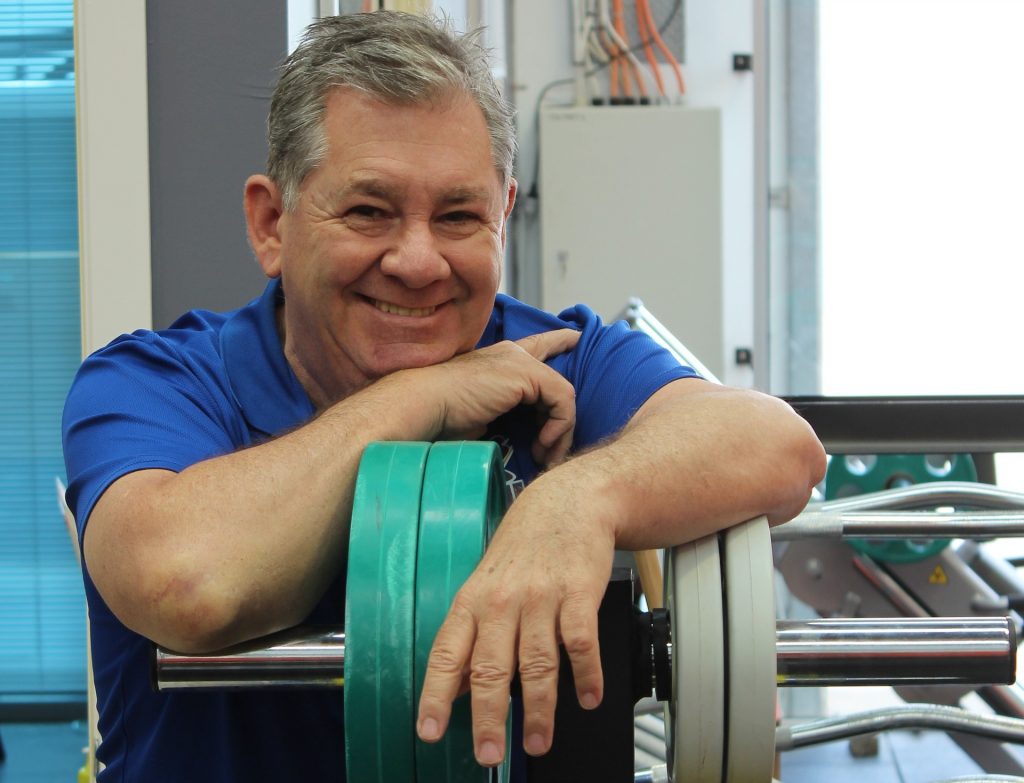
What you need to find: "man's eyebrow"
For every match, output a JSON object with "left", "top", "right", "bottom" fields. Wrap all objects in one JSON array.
[
  {"left": 437, "top": 186, "right": 492, "bottom": 206},
  {"left": 334, "top": 178, "right": 405, "bottom": 201},
  {"left": 333, "top": 179, "right": 493, "bottom": 206}
]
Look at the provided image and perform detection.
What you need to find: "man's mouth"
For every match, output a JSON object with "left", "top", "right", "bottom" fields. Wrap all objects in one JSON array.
[{"left": 372, "top": 298, "right": 438, "bottom": 318}]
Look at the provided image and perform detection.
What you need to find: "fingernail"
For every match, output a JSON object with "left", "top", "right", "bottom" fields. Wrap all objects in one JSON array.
[
  {"left": 478, "top": 740, "right": 501, "bottom": 766},
  {"left": 525, "top": 733, "right": 547, "bottom": 756},
  {"left": 580, "top": 692, "right": 599, "bottom": 710},
  {"left": 419, "top": 717, "right": 439, "bottom": 741}
]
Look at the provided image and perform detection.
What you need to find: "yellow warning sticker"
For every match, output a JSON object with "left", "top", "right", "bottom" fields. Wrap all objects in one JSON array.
[{"left": 928, "top": 565, "right": 948, "bottom": 585}]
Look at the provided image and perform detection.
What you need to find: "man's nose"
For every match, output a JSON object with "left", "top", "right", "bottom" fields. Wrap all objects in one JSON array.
[{"left": 380, "top": 220, "right": 451, "bottom": 289}]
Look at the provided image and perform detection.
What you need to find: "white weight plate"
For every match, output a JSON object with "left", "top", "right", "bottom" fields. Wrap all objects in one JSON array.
[
  {"left": 664, "top": 533, "right": 725, "bottom": 783},
  {"left": 723, "top": 516, "right": 777, "bottom": 783}
]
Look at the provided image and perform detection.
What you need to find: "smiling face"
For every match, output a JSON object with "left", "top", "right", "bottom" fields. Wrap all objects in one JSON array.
[{"left": 252, "top": 87, "right": 516, "bottom": 407}]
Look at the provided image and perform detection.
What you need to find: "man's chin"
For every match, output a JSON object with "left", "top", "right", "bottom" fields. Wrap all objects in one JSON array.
[{"left": 371, "top": 345, "right": 460, "bottom": 377}]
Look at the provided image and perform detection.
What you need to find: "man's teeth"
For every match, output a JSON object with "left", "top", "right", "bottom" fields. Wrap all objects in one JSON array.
[{"left": 373, "top": 300, "right": 437, "bottom": 317}]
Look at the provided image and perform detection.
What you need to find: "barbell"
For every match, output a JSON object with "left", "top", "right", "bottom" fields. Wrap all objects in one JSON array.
[{"left": 153, "top": 441, "right": 1018, "bottom": 782}]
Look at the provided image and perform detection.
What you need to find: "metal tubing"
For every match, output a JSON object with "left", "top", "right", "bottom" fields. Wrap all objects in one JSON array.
[
  {"left": 154, "top": 618, "right": 1014, "bottom": 693},
  {"left": 810, "top": 481, "right": 1024, "bottom": 514},
  {"left": 773, "top": 480, "right": 1024, "bottom": 541},
  {"left": 776, "top": 704, "right": 1024, "bottom": 751},
  {"left": 771, "top": 509, "right": 1024, "bottom": 542},
  {"left": 154, "top": 627, "right": 345, "bottom": 690},
  {"left": 776, "top": 617, "right": 1015, "bottom": 687},
  {"left": 633, "top": 764, "right": 669, "bottom": 783}
]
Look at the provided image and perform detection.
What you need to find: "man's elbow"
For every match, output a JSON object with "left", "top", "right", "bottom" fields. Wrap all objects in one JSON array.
[
  {"left": 99, "top": 560, "right": 249, "bottom": 654},
  {"left": 143, "top": 571, "right": 247, "bottom": 654},
  {"left": 770, "top": 409, "right": 826, "bottom": 524},
  {"left": 794, "top": 416, "right": 827, "bottom": 490}
]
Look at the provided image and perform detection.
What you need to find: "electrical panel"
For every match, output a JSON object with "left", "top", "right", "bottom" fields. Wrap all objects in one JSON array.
[{"left": 539, "top": 105, "right": 724, "bottom": 378}]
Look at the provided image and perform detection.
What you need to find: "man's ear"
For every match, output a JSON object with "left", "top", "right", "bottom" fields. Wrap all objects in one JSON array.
[
  {"left": 501, "top": 177, "right": 518, "bottom": 248},
  {"left": 244, "top": 175, "right": 286, "bottom": 278}
]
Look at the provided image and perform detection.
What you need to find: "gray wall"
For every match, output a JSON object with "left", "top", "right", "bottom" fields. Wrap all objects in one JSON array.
[{"left": 147, "top": 0, "right": 286, "bottom": 328}]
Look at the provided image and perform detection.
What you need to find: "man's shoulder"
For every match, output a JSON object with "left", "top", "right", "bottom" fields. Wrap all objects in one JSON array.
[
  {"left": 84, "top": 307, "right": 231, "bottom": 373},
  {"left": 85, "top": 284, "right": 270, "bottom": 373},
  {"left": 486, "top": 294, "right": 604, "bottom": 344}
]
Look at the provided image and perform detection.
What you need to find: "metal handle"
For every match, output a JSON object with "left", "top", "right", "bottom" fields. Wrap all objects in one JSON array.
[
  {"left": 776, "top": 704, "right": 1024, "bottom": 752},
  {"left": 811, "top": 481, "right": 1024, "bottom": 513},
  {"left": 772, "top": 509, "right": 1024, "bottom": 541}
]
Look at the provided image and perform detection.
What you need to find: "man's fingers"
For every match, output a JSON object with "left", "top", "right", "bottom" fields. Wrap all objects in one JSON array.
[
  {"left": 534, "top": 409, "right": 575, "bottom": 467},
  {"left": 515, "top": 328, "right": 580, "bottom": 362},
  {"left": 427, "top": 328, "right": 579, "bottom": 445},
  {"left": 516, "top": 329, "right": 580, "bottom": 460},
  {"left": 517, "top": 596, "right": 561, "bottom": 756},
  {"left": 468, "top": 612, "right": 518, "bottom": 767},
  {"left": 417, "top": 604, "right": 476, "bottom": 744},
  {"left": 559, "top": 591, "right": 604, "bottom": 711}
]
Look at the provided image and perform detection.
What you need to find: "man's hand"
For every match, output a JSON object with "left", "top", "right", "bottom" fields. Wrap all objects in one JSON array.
[
  {"left": 405, "top": 328, "right": 581, "bottom": 466},
  {"left": 415, "top": 468, "right": 615, "bottom": 765},
  {"left": 412, "top": 379, "right": 825, "bottom": 767}
]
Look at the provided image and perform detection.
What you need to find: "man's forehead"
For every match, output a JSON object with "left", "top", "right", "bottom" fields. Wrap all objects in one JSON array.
[
  {"left": 323, "top": 169, "right": 503, "bottom": 208},
  {"left": 314, "top": 89, "right": 507, "bottom": 204}
]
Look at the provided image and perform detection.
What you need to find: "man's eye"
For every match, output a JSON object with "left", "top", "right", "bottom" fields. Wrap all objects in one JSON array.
[
  {"left": 348, "top": 205, "right": 387, "bottom": 220},
  {"left": 440, "top": 211, "right": 479, "bottom": 225}
]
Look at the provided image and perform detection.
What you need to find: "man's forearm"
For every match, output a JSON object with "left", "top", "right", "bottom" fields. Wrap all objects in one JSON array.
[
  {"left": 85, "top": 332, "right": 583, "bottom": 653},
  {"left": 539, "top": 381, "right": 826, "bottom": 550},
  {"left": 85, "top": 370, "right": 436, "bottom": 653}
]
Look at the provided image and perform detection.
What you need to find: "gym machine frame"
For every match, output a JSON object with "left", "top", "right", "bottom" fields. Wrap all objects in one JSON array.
[{"left": 624, "top": 297, "right": 1024, "bottom": 779}]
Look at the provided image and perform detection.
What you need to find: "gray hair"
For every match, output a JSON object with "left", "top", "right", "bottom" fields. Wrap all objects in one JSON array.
[{"left": 267, "top": 11, "right": 516, "bottom": 210}]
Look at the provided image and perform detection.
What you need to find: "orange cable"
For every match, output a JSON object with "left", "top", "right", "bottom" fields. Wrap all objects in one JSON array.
[
  {"left": 601, "top": 27, "right": 621, "bottom": 97},
  {"left": 634, "top": 0, "right": 665, "bottom": 97},
  {"left": 639, "top": 0, "right": 686, "bottom": 95},
  {"left": 614, "top": 0, "right": 644, "bottom": 98}
]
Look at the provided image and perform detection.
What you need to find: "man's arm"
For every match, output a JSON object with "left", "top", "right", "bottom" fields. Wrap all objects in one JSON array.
[
  {"left": 416, "top": 377, "right": 826, "bottom": 765},
  {"left": 83, "top": 330, "right": 580, "bottom": 654}
]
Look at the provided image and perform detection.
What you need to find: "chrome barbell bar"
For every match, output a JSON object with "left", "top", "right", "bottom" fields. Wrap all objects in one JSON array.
[{"left": 154, "top": 616, "right": 1015, "bottom": 691}]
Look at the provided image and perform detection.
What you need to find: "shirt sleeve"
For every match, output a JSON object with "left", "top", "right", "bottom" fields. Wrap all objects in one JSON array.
[
  {"left": 62, "top": 331, "right": 246, "bottom": 543},
  {"left": 557, "top": 305, "right": 701, "bottom": 448}
]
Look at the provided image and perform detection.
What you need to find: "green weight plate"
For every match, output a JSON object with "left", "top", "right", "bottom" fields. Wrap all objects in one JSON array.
[
  {"left": 825, "top": 454, "right": 977, "bottom": 563},
  {"left": 848, "top": 537, "right": 950, "bottom": 563},
  {"left": 345, "top": 441, "right": 431, "bottom": 783},
  {"left": 415, "top": 441, "right": 510, "bottom": 783},
  {"left": 825, "top": 453, "right": 977, "bottom": 498}
]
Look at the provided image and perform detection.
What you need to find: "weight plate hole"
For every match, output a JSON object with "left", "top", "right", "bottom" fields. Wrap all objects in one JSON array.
[
  {"left": 924, "top": 454, "right": 956, "bottom": 478},
  {"left": 844, "top": 455, "right": 877, "bottom": 476}
]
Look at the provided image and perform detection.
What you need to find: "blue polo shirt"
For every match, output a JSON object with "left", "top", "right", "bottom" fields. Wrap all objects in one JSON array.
[{"left": 62, "top": 279, "right": 697, "bottom": 783}]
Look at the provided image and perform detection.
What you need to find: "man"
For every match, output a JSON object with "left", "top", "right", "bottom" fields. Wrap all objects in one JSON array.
[{"left": 63, "top": 10, "right": 825, "bottom": 782}]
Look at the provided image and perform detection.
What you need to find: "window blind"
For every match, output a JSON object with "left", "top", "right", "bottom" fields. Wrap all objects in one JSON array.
[{"left": 0, "top": 0, "right": 85, "bottom": 701}]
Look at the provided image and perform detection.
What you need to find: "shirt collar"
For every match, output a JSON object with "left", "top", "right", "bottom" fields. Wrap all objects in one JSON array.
[{"left": 220, "top": 278, "right": 314, "bottom": 437}]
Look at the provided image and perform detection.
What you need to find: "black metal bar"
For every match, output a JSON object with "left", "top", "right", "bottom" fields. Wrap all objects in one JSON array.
[{"left": 784, "top": 396, "right": 1024, "bottom": 454}]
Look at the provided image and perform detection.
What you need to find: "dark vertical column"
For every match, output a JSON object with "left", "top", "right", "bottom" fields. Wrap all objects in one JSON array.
[
  {"left": 147, "top": 0, "right": 286, "bottom": 327},
  {"left": 525, "top": 570, "right": 639, "bottom": 782}
]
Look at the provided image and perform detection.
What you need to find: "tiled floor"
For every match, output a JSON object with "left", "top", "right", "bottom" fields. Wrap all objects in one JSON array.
[
  {"left": 780, "top": 729, "right": 986, "bottom": 783},
  {"left": 0, "top": 723, "right": 88, "bottom": 783}
]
